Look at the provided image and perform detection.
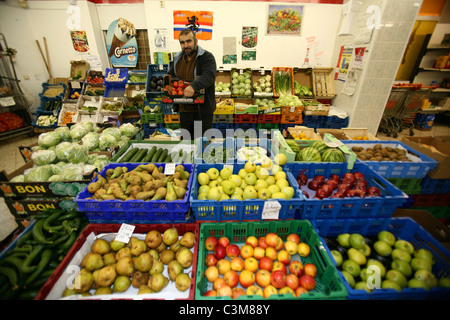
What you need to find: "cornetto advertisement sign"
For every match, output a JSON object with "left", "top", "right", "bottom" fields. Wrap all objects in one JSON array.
[{"left": 106, "top": 18, "right": 138, "bottom": 68}]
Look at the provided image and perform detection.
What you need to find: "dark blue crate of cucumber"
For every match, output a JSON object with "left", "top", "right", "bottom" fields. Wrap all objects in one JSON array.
[
  {"left": 146, "top": 64, "right": 169, "bottom": 98},
  {"left": 324, "top": 115, "right": 349, "bottom": 129},
  {"left": 313, "top": 217, "right": 450, "bottom": 300},
  {"left": 74, "top": 162, "right": 194, "bottom": 223}
]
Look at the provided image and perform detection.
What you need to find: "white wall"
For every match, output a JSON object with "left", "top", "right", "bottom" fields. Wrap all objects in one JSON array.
[{"left": 0, "top": 0, "right": 343, "bottom": 114}]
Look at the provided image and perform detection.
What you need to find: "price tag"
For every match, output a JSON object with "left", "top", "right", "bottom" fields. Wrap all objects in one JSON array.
[
  {"left": 115, "top": 223, "right": 135, "bottom": 243},
  {"left": 0, "top": 97, "right": 15, "bottom": 107},
  {"left": 262, "top": 200, "right": 281, "bottom": 220},
  {"left": 71, "top": 81, "right": 81, "bottom": 89},
  {"left": 159, "top": 64, "right": 163, "bottom": 70},
  {"left": 165, "top": 163, "right": 176, "bottom": 175}
]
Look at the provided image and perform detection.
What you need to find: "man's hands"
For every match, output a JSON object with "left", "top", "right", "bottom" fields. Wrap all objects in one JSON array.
[{"left": 184, "top": 85, "right": 195, "bottom": 97}]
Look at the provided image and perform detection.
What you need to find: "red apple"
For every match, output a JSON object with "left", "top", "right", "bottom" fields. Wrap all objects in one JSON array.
[
  {"left": 265, "top": 232, "right": 281, "bottom": 248},
  {"left": 259, "top": 256, "right": 274, "bottom": 272},
  {"left": 296, "top": 174, "right": 308, "bottom": 186},
  {"left": 313, "top": 175, "right": 326, "bottom": 183},
  {"left": 205, "top": 253, "right": 218, "bottom": 267},
  {"left": 295, "top": 286, "right": 309, "bottom": 297},
  {"left": 272, "top": 261, "right": 287, "bottom": 274},
  {"left": 315, "top": 188, "right": 328, "bottom": 199},
  {"left": 214, "top": 244, "right": 226, "bottom": 260},
  {"left": 355, "top": 179, "right": 368, "bottom": 188},
  {"left": 338, "top": 184, "right": 350, "bottom": 193},
  {"left": 345, "top": 189, "right": 357, "bottom": 197},
  {"left": 218, "top": 236, "right": 230, "bottom": 248},
  {"left": 245, "top": 236, "right": 259, "bottom": 248},
  {"left": 226, "top": 244, "right": 240, "bottom": 259},
  {"left": 329, "top": 174, "right": 341, "bottom": 183},
  {"left": 343, "top": 172, "right": 356, "bottom": 182},
  {"left": 286, "top": 233, "right": 301, "bottom": 245},
  {"left": 217, "top": 285, "right": 233, "bottom": 297},
  {"left": 231, "top": 287, "right": 246, "bottom": 299},
  {"left": 258, "top": 236, "right": 268, "bottom": 249},
  {"left": 304, "top": 263, "right": 317, "bottom": 277},
  {"left": 353, "top": 171, "right": 364, "bottom": 180},
  {"left": 203, "top": 289, "right": 217, "bottom": 297},
  {"left": 353, "top": 188, "right": 366, "bottom": 198},
  {"left": 288, "top": 260, "right": 304, "bottom": 277},
  {"left": 325, "top": 179, "right": 339, "bottom": 190},
  {"left": 303, "top": 191, "right": 310, "bottom": 198},
  {"left": 255, "top": 269, "right": 271, "bottom": 288},
  {"left": 285, "top": 274, "right": 300, "bottom": 290},
  {"left": 205, "top": 236, "right": 218, "bottom": 251},
  {"left": 321, "top": 184, "right": 333, "bottom": 197},
  {"left": 224, "top": 270, "right": 239, "bottom": 288},
  {"left": 270, "top": 270, "right": 286, "bottom": 289},
  {"left": 308, "top": 180, "right": 323, "bottom": 191},
  {"left": 330, "top": 191, "right": 345, "bottom": 199},
  {"left": 239, "top": 270, "right": 256, "bottom": 288},
  {"left": 341, "top": 177, "right": 355, "bottom": 187},
  {"left": 367, "top": 186, "right": 382, "bottom": 197},
  {"left": 299, "top": 275, "right": 316, "bottom": 290}
]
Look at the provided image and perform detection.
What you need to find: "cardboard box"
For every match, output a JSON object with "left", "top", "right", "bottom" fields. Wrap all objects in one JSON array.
[
  {"left": 293, "top": 67, "right": 314, "bottom": 97},
  {"left": 215, "top": 68, "right": 232, "bottom": 97},
  {"left": 342, "top": 128, "right": 379, "bottom": 140},
  {"left": 5, "top": 197, "right": 78, "bottom": 219},
  {"left": 401, "top": 136, "right": 450, "bottom": 179},
  {"left": 316, "top": 128, "right": 348, "bottom": 140},
  {"left": 252, "top": 68, "right": 273, "bottom": 98},
  {"left": 234, "top": 98, "right": 258, "bottom": 114},
  {"left": 304, "top": 104, "right": 330, "bottom": 116}
]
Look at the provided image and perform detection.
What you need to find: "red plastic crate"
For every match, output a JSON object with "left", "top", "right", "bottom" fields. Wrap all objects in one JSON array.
[
  {"left": 35, "top": 223, "right": 199, "bottom": 300},
  {"left": 234, "top": 114, "right": 258, "bottom": 123},
  {"left": 412, "top": 193, "right": 450, "bottom": 207},
  {"left": 257, "top": 114, "right": 281, "bottom": 123}
]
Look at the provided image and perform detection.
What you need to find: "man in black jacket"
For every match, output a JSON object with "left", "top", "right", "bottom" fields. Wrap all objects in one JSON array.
[{"left": 168, "top": 28, "right": 217, "bottom": 139}]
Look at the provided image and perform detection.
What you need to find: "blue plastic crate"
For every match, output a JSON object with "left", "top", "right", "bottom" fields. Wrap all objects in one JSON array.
[
  {"left": 74, "top": 162, "right": 194, "bottom": 222},
  {"left": 194, "top": 137, "right": 235, "bottom": 164},
  {"left": 143, "top": 123, "right": 165, "bottom": 138},
  {"left": 127, "top": 70, "right": 147, "bottom": 85},
  {"left": 32, "top": 109, "right": 60, "bottom": 129},
  {"left": 420, "top": 176, "right": 450, "bottom": 194},
  {"left": 233, "top": 123, "right": 258, "bottom": 138},
  {"left": 146, "top": 64, "right": 169, "bottom": 98},
  {"left": 104, "top": 68, "right": 128, "bottom": 86},
  {"left": 324, "top": 115, "right": 349, "bottom": 129},
  {"left": 189, "top": 163, "right": 304, "bottom": 222},
  {"left": 342, "top": 140, "right": 438, "bottom": 179},
  {"left": 285, "top": 162, "right": 408, "bottom": 219},
  {"left": 313, "top": 217, "right": 450, "bottom": 300},
  {"left": 38, "top": 82, "right": 67, "bottom": 100}
]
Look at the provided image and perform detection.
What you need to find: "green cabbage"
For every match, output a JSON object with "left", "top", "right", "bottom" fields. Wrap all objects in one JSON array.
[
  {"left": 82, "top": 132, "right": 100, "bottom": 151},
  {"left": 59, "top": 164, "right": 84, "bottom": 181},
  {"left": 31, "top": 149, "right": 57, "bottom": 165},
  {"left": 102, "top": 127, "right": 121, "bottom": 141},
  {"left": 119, "top": 123, "right": 138, "bottom": 138},
  {"left": 24, "top": 166, "right": 53, "bottom": 182},
  {"left": 70, "top": 124, "right": 90, "bottom": 141},
  {"left": 67, "top": 144, "right": 89, "bottom": 164},
  {"left": 10, "top": 175, "right": 24, "bottom": 182},
  {"left": 55, "top": 142, "right": 75, "bottom": 162},
  {"left": 38, "top": 131, "right": 61, "bottom": 149},
  {"left": 54, "top": 127, "right": 72, "bottom": 142},
  {"left": 99, "top": 133, "right": 117, "bottom": 151}
]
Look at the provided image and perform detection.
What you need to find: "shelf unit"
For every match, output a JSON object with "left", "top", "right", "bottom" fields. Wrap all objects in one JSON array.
[{"left": 0, "top": 33, "right": 33, "bottom": 141}]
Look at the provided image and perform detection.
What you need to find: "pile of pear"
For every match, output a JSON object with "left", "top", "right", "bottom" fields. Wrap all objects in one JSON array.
[
  {"left": 62, "top": 227, "right": 196, "bottom": 298},
  {"left": 86, "top": 163, "right": 190, "bottom": 202}
]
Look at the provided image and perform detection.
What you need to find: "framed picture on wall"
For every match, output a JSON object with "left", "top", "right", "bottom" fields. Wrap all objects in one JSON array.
[{"left": 266, "top": 4, "right": 303, "bottom": 36}]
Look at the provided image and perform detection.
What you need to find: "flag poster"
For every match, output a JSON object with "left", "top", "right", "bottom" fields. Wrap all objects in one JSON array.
[{"left": 173, "top": 10, "right": 213, "bottom": 40}]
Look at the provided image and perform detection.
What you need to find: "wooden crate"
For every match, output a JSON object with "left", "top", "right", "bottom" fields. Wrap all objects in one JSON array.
[
  {"left": 312, "top": 67, "right": 336, "bottom": 99},
  {"left": 303, "top": 104, "right": 330, "bottom": 116},
  {"left": 69, "top": 60, "right": 90, "bottom": 81},
  {"left": 287, "top": 126, "right": 322, "bottom": 142}
]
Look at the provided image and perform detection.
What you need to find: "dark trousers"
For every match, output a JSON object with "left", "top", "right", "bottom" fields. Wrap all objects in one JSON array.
[{"left": 180, "top": 111, "right": 213, "bottom": 140}]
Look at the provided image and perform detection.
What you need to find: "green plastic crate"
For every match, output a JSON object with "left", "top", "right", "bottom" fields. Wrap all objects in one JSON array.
[
  {"left": 165, "top": 123, "right": 181, "bottom": 130},
  {"left": 141, "top": 111, "right": 164, "bottom": 124},
  {"left": 388, "top": 178, "right": 422, "bottom": 195},
  {"left": 195, "top": 220, "right": 348, "bottom": 300}
]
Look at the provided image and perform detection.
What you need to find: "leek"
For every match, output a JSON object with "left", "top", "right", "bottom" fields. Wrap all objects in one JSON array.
[{"left": 274, "top": 70, "right": 292, "bottom": 96}]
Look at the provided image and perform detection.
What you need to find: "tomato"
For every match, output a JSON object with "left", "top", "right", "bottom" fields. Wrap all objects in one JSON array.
[{"left": 172, "top": 82, "right": 178, "bottom": 88}]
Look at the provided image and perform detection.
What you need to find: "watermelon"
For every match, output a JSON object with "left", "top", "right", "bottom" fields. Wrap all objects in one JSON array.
[
  {"left": 310, "top": 140, "right": 329, "bottom": 155},
  {"left": 321, "top": 148, "right": 346, "bottom": 162},
  {"left": 299, "top": 147, "right": 322, "bottom": 162}
]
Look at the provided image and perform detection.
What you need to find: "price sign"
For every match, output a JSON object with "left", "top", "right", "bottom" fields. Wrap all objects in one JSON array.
[
  {"left": 115, "top": 223, "right": 135, "bottom": 243},
  {"left": 262, "top": 200, "right": 281, "bottom": 220},
  {"left": 165, "top": 163, "right": 176, "bottom": 175}
]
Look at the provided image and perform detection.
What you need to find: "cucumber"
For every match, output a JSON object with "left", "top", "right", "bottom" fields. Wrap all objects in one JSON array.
[
  {"left": 130, "top": 149, "right": 148, "bottom": 162},
  {"left": 142, "top": 146, "right": 157, "bottom": 162},
  {"left": 171, "top": 150, "right": 180, "bottom": 163},
  {"left": 164, "top": 152, "right": 172, "bottom": 163},
  {"left": 151, "top": 148, "right": 163, "bottom": 162},
  {"left": 121, "top": 148, "right": 140, "bottom": 162},
  {"left": 158, "top": 149, "right": 168, "bottom": 162}
]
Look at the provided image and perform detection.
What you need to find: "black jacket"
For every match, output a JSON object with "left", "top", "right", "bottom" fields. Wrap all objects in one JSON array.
[{"left": 168, "top": 46, "right": 217, "bottom": 114}]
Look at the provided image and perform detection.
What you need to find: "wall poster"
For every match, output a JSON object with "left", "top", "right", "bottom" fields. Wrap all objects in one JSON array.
[
  {"left": 266, "top": 5, "right": 303, "bottom": 36},
  {"left": 173, "top": 10, "right": 213, "bottom": 40},
  {"left": 70, "top": 31, "right": 90, "bottom": 53},
  {"left": 106, "top": 18, "right": 138, "bottom": 68}
]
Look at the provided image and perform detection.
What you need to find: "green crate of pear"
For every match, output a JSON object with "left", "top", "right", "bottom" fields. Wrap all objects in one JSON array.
[
  {"left": 86, "top": 163, "right": 190, "bottom": 202},
  {"left": 325, "top": 231, "right": 450, "bottom": 293}
]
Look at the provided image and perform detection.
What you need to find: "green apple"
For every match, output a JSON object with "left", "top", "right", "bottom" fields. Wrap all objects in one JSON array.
[
  {"left": 281, "top": 186, "right": 295, "bottom": 200},
  {"left": 414, "top": 248, "right": 435, "bottom": 265},
  {"left": 216, "top": 176, "right": 223, "bottom": 184},
  {"left": 245, "top": 172, "right": 257, "bottom": 186},
  {"left": 206, "top": 187, "right": 221, "bottom": 201},
  {"left": 348, "top": 248, "right": 366, "bottom": 266},
  {"left": 360, "top": 268, "right": 369, "bottom": 282},
  {"left": 349, "top": 234, "right": 366, "bottom": 250},
  {"left": 337, "top": 233, "right": 351, "bottom": 248},
  {"left": 197, "top": 193, "right": 208, "bottom": 200},
  {"left": 243, "top": 186, "right": 257, "bottom": 199},
  {"left": 209, "top": 180, "right": 220, "bottom": 188},
  {"left": 411, "top": 258, "right": 432, "bottom": 273},
  {"left": 244, "top": 161, "right": 256, "bottom": 173},
  {"left": 198, "top": 185, "right": 210, "bottom": 194},
  {"left": 373, "top": 240, "right": 392, "bottom": 257},
  {"left": 391, "top": 259, "right": 412, "bottom": 278},
  {"left": 378, "top": 230, "right": 396, "bottom": 247},
  {"left": 359, "top": 244, "right": 371, "bottom": 257},
  {"left": 414, "top": 269, "right": 438, "bottom": 289},
  {"left": 255, "top": 166, "right": 270, "bottom": 180},
  {"left": 275, "top": 178, "right": 289, "bottom": 189},
  {"left": 233, "top": 186, "right": 243, "bottom": 196},
  {"left": 198, "top": 172, "right": 210, "bottom": 186},
  {"left": 220, "top": 167, "right": 233, "bottom": 180},
  {"left": 221, "top": 180, "right": 236, "bottom": 195},
  {"left": 331, "top": 250, "right": 343, "bottom": 267},
  {"left": 271, "top": 192, "right": 287, "bottom": 200},
  {"left": 439, "top": 277, "right": 450, "bottom": 287},
  {"left": 238, "top": 168, "right": 247, "bottom": 179},
  {"left": 231, "top": 194, "right": 243, "bottom": 200},
  {"left": 254, "top": 179, "right": 269, "bottom": 191},
  {"left": 207, "top": 168, "right": 220, "bottom": 180},
  {"left": 381, "top": 279, "right": 402, "bottom": 292},
  {"left": 385, "top": 269, "right": 408, "bottom": 288},
  {"left": 394, "top": 239, "right": 415, "bottom": 255},
  {"left": 367, "top": 259, "right": 386, "bottom": 278},
  {"left": 408, "top": 278, "right": 430, "bottom": 290},
  {"left": 229, "top": 174, "right": 242, "bottom": 187},
  {"left": 257, "top": 188, "right": 271, "bottom": 200},
  {"left": 217, "top": 186, "right": 224, "bottom": 195},
  {"left": 267, "top": 184, "right": 280, "bottom": 195},
  {"left": 240, "top": 180, "right": 248, "bottom": 189},
  {"left": 265, "top": 175, "right": 276, "bottom": 186},
  {"left": 220, "top": 194, "right": 230, "bottom": 200},
  {"left": 342, "top": 259, "right": 361, "bottom": 278},
  {"left": 391, "top": 248, "right": 411, "bottom": 263},
  {"left": 341, "top": 270, "right": 355, "bottom": 288},
  {"left": 354, "top": 281, "right": 372, "bottom": 292}
]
